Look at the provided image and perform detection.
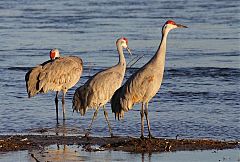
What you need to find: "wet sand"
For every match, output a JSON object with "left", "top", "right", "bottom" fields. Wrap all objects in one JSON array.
[{"left": 0, "top": 134, "right": 239, "bottom": 153}]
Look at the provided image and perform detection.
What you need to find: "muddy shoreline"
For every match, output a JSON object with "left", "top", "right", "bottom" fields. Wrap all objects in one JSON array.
[{"left": 0, "top": 134, "right": 239, "bottom": 153}]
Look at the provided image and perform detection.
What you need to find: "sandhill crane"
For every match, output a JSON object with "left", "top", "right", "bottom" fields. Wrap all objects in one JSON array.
[
  {"left": 111, "top": 20, "right": 187, "bottom": 138},
  {"left": 72, "top": 37, "right": 131, "bottom": 137},
  {"left": 25, "top": 49, "right": 83, "bottom": 123}
]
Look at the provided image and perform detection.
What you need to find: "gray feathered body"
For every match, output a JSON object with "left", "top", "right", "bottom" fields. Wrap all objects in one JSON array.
[
  {"left": 111, "top": 31, "right": 169, "bottom": 120},
  {"left": 111, "top": 57, "right": 165, "bottom": 119},
  {"left": 72, "top": 63, "right": 126, "bottom": 116},
  {"left": 25, "top": 56, "right": 83, "bottom": 97}
]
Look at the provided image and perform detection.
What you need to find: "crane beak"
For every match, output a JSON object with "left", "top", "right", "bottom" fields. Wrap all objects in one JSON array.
[
  {"left": 176, "top": 24, "right": 188, "bottom": 28},
  {"left": 126, "top": 47, "right": 132, "bottom": 55}
]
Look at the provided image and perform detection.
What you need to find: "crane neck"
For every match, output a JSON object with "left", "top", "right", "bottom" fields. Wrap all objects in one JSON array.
[
  {"left": 151, "top": 30, "right": 169, "bottom": 65},
  {"left": 116, "top": 43, "right": 126, "bottom": 67}
]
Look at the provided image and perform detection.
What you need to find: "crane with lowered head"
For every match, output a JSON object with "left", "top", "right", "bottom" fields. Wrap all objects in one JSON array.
[{"left": 25, "top": 48, "right": 83, "bottom": 123}]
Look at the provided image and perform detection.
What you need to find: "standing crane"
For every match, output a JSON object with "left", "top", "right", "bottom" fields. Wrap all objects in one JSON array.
[
  {"left": 25, "top": 48, "right": 83, "bottom": 123},
  {"left": 111, "top": 20, "right": 187, "bottom": 138},
  {"left": 72, "top": 37, "right": 131, "bottom": 137}
]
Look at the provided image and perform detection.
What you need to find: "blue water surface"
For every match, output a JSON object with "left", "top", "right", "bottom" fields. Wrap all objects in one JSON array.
[{"left": 0, "top": 0, "right": 239, "bottom": 141}]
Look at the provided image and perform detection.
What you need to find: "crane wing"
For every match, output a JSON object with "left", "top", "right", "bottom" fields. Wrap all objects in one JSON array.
[
  {"left": 86, "top": 69, "right": 123, "bottom": 107},
  {"left": 38, "top": 56, "right": 83, "bottom": 93},
  {"left": 111, "top": 65, "right": 159, "bottom": 119},
  {"left": 125, "top": 67, "right": 155, "bottom": 102},
  {"left": 73, "top": 68, "right": 124, "bottom": 115},
  {"left": 25, "top": 56, "right": 82, "bottom": 97}
]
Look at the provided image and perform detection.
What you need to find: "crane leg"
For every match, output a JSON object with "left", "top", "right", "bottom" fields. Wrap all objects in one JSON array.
[
  {"left": 55, "top": 91, "right": 59, "bottom": 124},
  {"left": 145, "top": 102, "right": 153, "bottom": 139},
  {"left": 103, "top": 105, "right": 113, "bottom": 137},
  {"left": 62, "top": 92, "right": 66, "bottom": 120},
  {"left": 88, "top": 107, "right": 99, "bottom": 131},
  {"left": 140, "top": 103, "right": 145, "bottom": 139}
]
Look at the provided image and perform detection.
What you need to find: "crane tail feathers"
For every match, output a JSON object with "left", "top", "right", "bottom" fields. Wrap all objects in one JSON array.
[
  {"left": 72, "top": 86, "right": 88, "bottom": 116},
  {"left": 25, "top": 66, "right": 42, "bottom": 98},
  {"left": 111, "top": 87, "right": 131, "bottom": 120}
]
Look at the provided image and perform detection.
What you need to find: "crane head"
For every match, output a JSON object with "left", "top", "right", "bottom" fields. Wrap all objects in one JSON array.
[
  {"left": 162, "top": 20, "right": 187, "bottom": 34},
  {"left": 117, "top": 37, "right": 132, "bottom": 55},
  {"left": 50, "top": 48, "right": 60, "bottom": 60}
]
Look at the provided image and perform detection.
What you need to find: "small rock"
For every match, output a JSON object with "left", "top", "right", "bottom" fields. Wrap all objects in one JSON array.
[{"left": 20, "top": 138, "right": 28, "bottom": 141}]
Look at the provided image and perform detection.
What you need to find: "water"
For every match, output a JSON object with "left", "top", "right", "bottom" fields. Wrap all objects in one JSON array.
[
  {"left": 0, "top": 0, "right": 239, "bottom": 141},
  {"left": 0, "top": 145, "right": 239, "bottom": 162}
]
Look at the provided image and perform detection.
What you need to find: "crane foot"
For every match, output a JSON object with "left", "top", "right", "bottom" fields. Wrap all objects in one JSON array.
[
  {"left": 84, "top": 132, "right": 90, "bottom": 138},
  {"left": 140, "top": 135, "right": 145, "bottom": 139},
  {"left": 110, "top": 133, "right": 114, "bottom": 138},
  {"left": 148, "top": 134, "right": 155, "bottom": 139}
]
